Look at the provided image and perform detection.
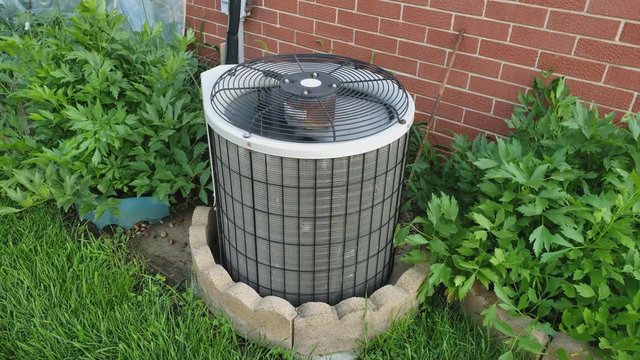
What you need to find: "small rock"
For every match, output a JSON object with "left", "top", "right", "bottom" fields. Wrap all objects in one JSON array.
[
  {"left": 169, "top": 239, "right": 175, "bottom": 245},
  {"left": 160, "top": 231, "right": 168, "bottom": 238},
  {"left": 169, "top": 222, "right": 175, "bottom": 228}
]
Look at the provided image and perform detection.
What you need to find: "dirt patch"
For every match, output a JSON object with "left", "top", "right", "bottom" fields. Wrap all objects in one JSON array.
[
  {"left": 128, "top": 208, "right": 194, "bottom": 288},
  {"left": 128, "top": 205, "right": 410, "bottom": 290}
]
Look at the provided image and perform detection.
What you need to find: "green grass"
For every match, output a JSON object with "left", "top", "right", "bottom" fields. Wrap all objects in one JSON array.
[
  {"left": 0, "top": 204, "right": 294, "bottom": 359},
  {"left": 1, "top": 203, "right": 519, "bottom": 359},
  {"left": 359, "top": 298, "right": 527, "bottom": 360}
]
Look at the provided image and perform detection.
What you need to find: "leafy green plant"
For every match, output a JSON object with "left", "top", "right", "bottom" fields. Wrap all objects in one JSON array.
[
  {"left": 404, "top": 123, "right": 496, "bottom": 214},
  {"left": 398, "top": 76, "right": 640, "bottom": 359},
  {"left": 0, "top": 0, "right": 210, "bottom": 216}
]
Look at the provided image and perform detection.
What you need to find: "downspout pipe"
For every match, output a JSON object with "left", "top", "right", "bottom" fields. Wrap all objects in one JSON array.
[{"left": 225, "top": 0, "right": 241, "bottom": 64}]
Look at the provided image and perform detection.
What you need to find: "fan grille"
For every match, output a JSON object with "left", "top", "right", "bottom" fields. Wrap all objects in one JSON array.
[
  {"left": 210, "top": 129, "right": 409, "bottom": 305},
  {"left": 210, "top": 54, "right": 410, "bottom": 143}
]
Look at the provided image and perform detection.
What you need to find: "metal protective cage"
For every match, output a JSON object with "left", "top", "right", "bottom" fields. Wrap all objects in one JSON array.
[{"left": 202, "top": 54, "right": 414, "bottom": 306}]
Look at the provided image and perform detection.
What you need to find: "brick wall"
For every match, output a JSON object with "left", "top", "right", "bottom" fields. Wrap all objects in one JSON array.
[{"left": 187, "top": 0, "right": 640, "bottom": 146}]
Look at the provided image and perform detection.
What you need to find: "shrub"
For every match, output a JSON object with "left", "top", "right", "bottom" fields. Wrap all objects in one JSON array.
[
  {"left": 0, "top": 0, "right": 210, "bottom": 216},
  {"left": 397, "top": 76, "right": 640, "bottom": 359},
  {"left": 404, "top": 125, "right": 495, "bottom": 215}
]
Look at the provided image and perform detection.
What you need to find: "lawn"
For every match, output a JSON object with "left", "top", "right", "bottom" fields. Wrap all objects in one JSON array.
[
  {"left": 0, "top": 203, "right": 293, "bottom": 360},
  {"left": 0, "top": 202, "right": 518, "bottom": 359}
]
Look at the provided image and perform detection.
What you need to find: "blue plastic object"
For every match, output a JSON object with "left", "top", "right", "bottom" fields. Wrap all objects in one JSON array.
[{"left": 78, "top": 197, "right": 170, "bottom": 230}]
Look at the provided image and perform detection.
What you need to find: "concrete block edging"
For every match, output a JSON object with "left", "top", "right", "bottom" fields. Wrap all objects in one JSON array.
[
  {"left": 188, "top": 206, "right": 428, "bottom": 356},
  {"left": 461, "top": 275, "right": 602, "bottom": 360}
]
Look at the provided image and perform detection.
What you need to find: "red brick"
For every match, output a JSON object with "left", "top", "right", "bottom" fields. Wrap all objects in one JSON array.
[
  {"left": 392, "top": 0, "right": 429, "bottom": 4},
  {"left": 415, "top": 96, "right": 437, "bottom": 114},
  {"left": 355, "top": 31, "right": 398, "bottom": 53},
  {"left": 315, "top": 22, "right": 353, "bottom": 42},
  {"left": 299, "top": 2, "right": 336, "bottom": 22},
  {"left": 469, "top": 76, "right": 525, "bottom": 102},
  {"left": 245, "top": 32, "right": 277, "bottom": 53},
  {"left": 520, "top": 0, "right": 586, "bottom": 11},
  {"left": 251, "top": 6, "right": 278, "bottom": 23},
  {"left": 185, "top": 16, "right": 198, "bottom": 31},
  {"left": 418, "top": 63, "right": 469, "bottom": 89},
  {"left": 380, "top": 19, "right": 426, "bottom": 42},
  {"left": 316, "top": 0, "right": 355, "bottom": 10},
  {"left": 575, "top": 39, "right": 640, "bottom": 68},
  {"left": 598, "top": 106, "right": 626, "bottom": 122},
  {"left": 202, "top": 20, "right": 217, "bottom": 35},
  {"left": 453, "top": 15, "right": 511, "bottom": 41},
  {"left": 244, "top": 19, "right": 263, "bottom": 35},
  {"left": 193, "top": 0, "right": 212, "bottom": 8},
  {"left": 427, "top": 29, "right": 479, "bottom": 54},
  {"left": 464, "top": 110, "right": 510, "bottom": 135},
  {"left": 453, "top": 53, "right": 501, "bottom": 77},
  {"left": 201, "top": 9, "right": 228, "bottom": 25},
  {"left": 435, "top": 118, "right": 484, "bottom": 140},
  {"left": 356, "top": 0, "right": 402, "bottom": 19},
  {"left": 217, "top": 24, "right": 228, "bottom": 37},
  {"left": 374, "top": 53, "right": 419, "bottom": 75},
  {"left": 633, "top": 96, "right": 640, "bottom": 113},
  {"left": 588, "top": 0, "right": 640, "bottom": 21},
  {"left": 332, "top": 41, "right": 370, "bottom": 62},
  {"left": 620, "top": 23, "right": 640, "bottom": 46},
  {"left": 479, "top": 40, "right": 539, "bottom": 67},
  {"left": 568, "top": 79, "right": 635, "bottom": 110},
  {"left": 398, "top": 41, "right": 447, "bottom": 66},
  {"left": 500, "top": 64, "right": 541, "bottom": 86},
  {"left": 338, "top": 10, "right": 379, "bottom": 32},
  {"left": 439, "top": 102, "right": 467, "bottom": 122},
  {"left": 186, "top": 4, "right": 205, "bottom": 19},
  {"left": 296, "top": 31, "right": 331, "bottom": 51},
  {"left": 244, "top": 45, "right": 264, "bottom": 60},
  {"left": 402, "top": 6, "right": 452, "bottom": 30},
  {"left": 485, "top": 1, "right": 548, "bottom": 27},
  {"left": 547, "top": 12, "right": 620, "bottom": 40},
  {"left": 431, "top": 0, "right": 485, "bottom": 16},
  {"left": 396, "top": 75, "right": 440, "bottom": 98},
  {"left": 263, "top": 24, "right": 295, "bottom": 44},
  {"left": 197, "top": 39, "right": 223, "bottom": 58},
  {"left": 264, "top": 0, "right": 297, "bottom": 13},
  {"left": 415, "top": 95, "right": 466, "bottom": 121},
  {"left": 427, "top": 131, "right": 455, "bottom": 150},
  {"left": 604, "top": 67, "right": 640, "bottom": 92},
  {"left": 279, "top": 13, "right": 314, "bottom": 33},
  {"left": 442, "top": 88, "right": 494, "bottom": 113},
  {"left": 510, "top": 26, "right": 576, "bottom": 54},
  {"left": 537, "top": 52, "right": 606, "bottom": 82},
  {"left": 279, "top": 42, "right": 312, "bottom": 54},
  {"left": 493, "top": 100, "right": 517, "bottom": 119}
]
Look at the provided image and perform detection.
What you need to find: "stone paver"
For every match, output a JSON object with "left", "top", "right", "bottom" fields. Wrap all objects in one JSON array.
[
  {"left": 544, "top": 333, "right": 601, "bottom": 360},
  {"left": 189, "top": 207, "right": 427, "bottom": 355}
]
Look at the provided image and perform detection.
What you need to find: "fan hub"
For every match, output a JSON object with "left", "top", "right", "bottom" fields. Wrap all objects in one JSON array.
[{"left": 280, "top": 72, "right": 341, "bottom": 98}]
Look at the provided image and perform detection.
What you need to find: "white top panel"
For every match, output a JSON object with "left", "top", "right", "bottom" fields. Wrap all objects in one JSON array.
[{"left": 201, "top": 65, "right": 415, "bottom": 159}]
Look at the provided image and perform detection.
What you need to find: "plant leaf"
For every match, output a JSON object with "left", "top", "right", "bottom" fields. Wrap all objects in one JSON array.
[{"left": 574, "top": 283, "right": 596, "bottom": 298}]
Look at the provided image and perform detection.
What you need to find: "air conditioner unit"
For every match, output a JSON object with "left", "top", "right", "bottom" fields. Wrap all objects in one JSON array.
[{"left": 201, "top": 54, "right": 414, "bottom": 306}]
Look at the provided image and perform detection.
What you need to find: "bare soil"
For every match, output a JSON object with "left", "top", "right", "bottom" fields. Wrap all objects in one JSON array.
[
  {"left": 128, "top": 206, "right": 410, "bottom": 290},
  {"left": 128, "top": 208, "right": 194, "bottom": 288}
]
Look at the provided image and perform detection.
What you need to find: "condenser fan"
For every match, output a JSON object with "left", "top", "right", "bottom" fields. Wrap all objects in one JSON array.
[
  {"left": 202, "top": 54, "right": 415, "bottom": 306},
  {"left": 210, "top": 54, "right": 410, "bottom": 142}
]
